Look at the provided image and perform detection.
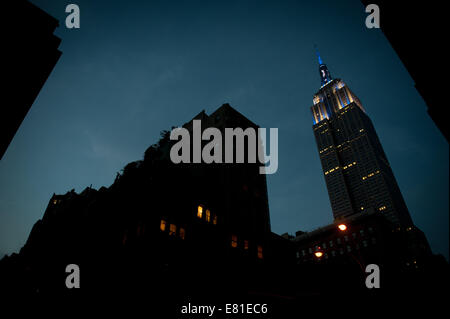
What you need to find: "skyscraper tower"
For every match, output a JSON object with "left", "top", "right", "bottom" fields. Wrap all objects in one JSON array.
[{"left": 310, "top": 51, "right": 413, "bottom": 227}]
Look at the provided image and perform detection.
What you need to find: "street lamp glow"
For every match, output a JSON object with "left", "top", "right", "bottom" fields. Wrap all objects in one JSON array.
[
  {"left": 314, "top": 251, "right": 323, "bottom": 258},
  {"left": 338, "top": 224, "right": 347, "bottom": 231}
]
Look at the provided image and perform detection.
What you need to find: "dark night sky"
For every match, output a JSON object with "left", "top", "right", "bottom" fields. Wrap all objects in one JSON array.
[{"left": 0, "top": 0, "right": 448, "bottom": 260}]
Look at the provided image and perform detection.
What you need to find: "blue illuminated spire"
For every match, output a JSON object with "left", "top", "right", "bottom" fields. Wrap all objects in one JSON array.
[
  {"left": 314, "top": 46, "right": 332, "bottom": 86},
  {"left": 315, "top": 46, "right": 323, "bottom": 65}
]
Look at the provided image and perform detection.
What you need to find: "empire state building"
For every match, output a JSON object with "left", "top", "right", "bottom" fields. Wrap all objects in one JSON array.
[{"left": 310, "top": 51, "right": 413, "bottom": 227}]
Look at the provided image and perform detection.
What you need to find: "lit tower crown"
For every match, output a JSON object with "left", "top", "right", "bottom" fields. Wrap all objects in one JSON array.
[
  {"left": 316, "top": 49, "right": 332, "bottom": 86},
  {"left": 310, "top": 49, "right": 364, "bottom": 125}
]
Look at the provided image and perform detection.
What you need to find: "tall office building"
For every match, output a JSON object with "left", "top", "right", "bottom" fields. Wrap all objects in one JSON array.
[{"left": 310, "top": 51, "right": 412, "bottom": 227}]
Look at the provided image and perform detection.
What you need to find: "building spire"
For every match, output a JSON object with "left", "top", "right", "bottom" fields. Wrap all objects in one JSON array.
[
  {"left": 314, "top": 45, "right": 332, "bottom": 86},
  {"left": 315, "top": 45, "right": 323, "bottom": 65}
]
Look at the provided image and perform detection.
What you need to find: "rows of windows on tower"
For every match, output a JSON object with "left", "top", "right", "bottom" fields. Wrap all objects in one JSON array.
[{"left": 310, "top": 50, "right": 413, "bottom": 227}]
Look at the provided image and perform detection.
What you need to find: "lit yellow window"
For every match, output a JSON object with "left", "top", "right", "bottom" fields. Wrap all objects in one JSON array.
[
  {"left": 169, "top": 224, "right": 176, "bottom": 236},
  {"left": 160, "top": 219, "right": 166, "bottom": 231},
  {"left": 206, "top": 209, "right": 211, "bottom": 222},
  {"left": 231, "top": 235, "right": 238, "bottom": 248},
  {"left": 244, "top": 240, "right": 249, "bottom": 250},
  {"left": 53, "top": 199, "right": 58, "bottom": 205},
  {"left": 213, "top": 214, "right": 217, "bottom": 225},
  {"left": 257, "top": 245, "right": 263, "bottom": 259},
  {"left": 197, "top": 206, "right": 203, "bottom": 218},
  {"left": 179, "top": 228, "right": 185, "bottom": 240}
]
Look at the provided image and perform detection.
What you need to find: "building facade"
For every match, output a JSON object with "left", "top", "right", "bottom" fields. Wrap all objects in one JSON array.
[{"left": 310, "top": 52, "right": 413, "bottom": 227}]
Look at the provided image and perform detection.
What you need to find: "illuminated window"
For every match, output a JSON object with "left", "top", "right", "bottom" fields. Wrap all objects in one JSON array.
[
  {"left": 169, "top": 224, "right": 176, "bottom": 236},
  {"left": 206, "top": 209, "right": 211, "bottom": 222},
  {"left": 257, "top": 245, "right": 263, "bottom": 259},
  {"left": 244, "top": 240, "right": 249, "bottom": 250},
  {"left": 213, "top": 214, "right": 217, "bottom": 225},
  {"left": 53, "top": 199, "right": 58, "bottom": 205},
  {"left": 197, "top": 205, "right": 203, "bottom": 218},
  {"left": 179, "top": 228, "right": 185, "bottom": 240},
  {"left": 231, "top": 235, "right": 238, "bottom": 248},
  {"left": 160, "top": 219, "right": 166, "bottom": 231}
]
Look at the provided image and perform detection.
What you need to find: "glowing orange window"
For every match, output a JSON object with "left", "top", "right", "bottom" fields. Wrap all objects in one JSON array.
[
  {"left": 206, "top": 209, "right": 211, "bottom": 222},
  {"left": 160, "top": 219, "right": 166, "bottom": 231},
  {"left": 197, "top": 206, "right": 203, "bottom": 218},
  {"left": 179, "top": 228, "right": 185, "bottom": 240},
  {"left": 257, "top": 245, "right": 263, "bottom": 259},
  {"left": 169, "top": 224, "right": 176, "bottom": 236},
  {"left": 231, "top": 235, "right": 238, "bottom": 248}
]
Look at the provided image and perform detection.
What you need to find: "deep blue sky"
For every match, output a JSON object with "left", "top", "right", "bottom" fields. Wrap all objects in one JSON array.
[{"left": 1, "top": 0, "right": 448, "bottom": 260}]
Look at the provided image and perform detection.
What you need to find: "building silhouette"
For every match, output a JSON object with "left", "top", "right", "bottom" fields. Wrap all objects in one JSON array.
[
  {"left": 2, "top": 0, "right": 62, "bottom": 160},
  {"left": 287, "top": 208, "right": 434, "bottom": 294},
  {"left": 310, "top": 51, "right": 413, "bottom": 227},
  {"left": 360, "top": 0, "right": 448, "bottom": 142},
  {"left": 0, "top": 104, "right": 294, "bottom": 308}
]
